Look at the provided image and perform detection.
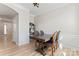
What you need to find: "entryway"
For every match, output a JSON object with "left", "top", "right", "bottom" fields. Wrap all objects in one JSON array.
[
  {"left": 0, "top": 19, "right": 16, "bottom": 49},
  {"left": 0, "top": 3, "right": 18, "bottom": 49}
]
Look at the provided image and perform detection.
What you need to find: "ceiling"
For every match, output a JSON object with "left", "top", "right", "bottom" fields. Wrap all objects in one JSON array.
[
  {"left": 18, "top": 3, "right": 68, "bottom": 16},
  {"left": 0, "top": 3, "right": 69, "bottom": 19},
  {"left": 0, "top": 3, "right": 17, "bottom": 19}
]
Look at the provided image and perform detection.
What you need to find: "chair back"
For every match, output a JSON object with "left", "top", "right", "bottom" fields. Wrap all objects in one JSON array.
[
  {"left": 51, "top": 31, "right": 60, "bottom": 47},
  {"left": 34, "top": 31, "right": 39, "bottom": 36},
  {"left": 40, "top": 30, "right": 44, "bottom": 36},
  {"left": 51, "top": 32, "right": 57, "bottom": 47},
  {"left": 56, "top": 31, "right": 61, "bottom": 41}
]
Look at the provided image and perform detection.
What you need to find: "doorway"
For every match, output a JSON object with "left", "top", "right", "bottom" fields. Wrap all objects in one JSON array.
[{"left": 0, "top": 19, "right": 16, "bottom": 49}]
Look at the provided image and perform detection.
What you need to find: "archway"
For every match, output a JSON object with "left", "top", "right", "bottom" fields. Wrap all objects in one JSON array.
[
  {"left": 2, "top": 3, "right": 30, "bottom": 46},
  {"left": 0, "top": 3, "right": 18, "bottom": 49}
]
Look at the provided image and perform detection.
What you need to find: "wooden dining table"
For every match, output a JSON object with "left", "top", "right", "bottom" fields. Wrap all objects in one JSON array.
[{"left": 30, "top": 34, "right": 52, "bottom": 56}]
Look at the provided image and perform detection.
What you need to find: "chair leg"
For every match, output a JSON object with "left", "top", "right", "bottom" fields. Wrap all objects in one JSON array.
[
  {"left": 56, "top": 44, "right": 58, "bottom": 49},
  {"left": 52, "top": 48, "right": 54, "bottom": 56},
  {"left": 56, "top": 42, "right": 58, "bottom": 49},
  {"left": 53, "top": 47, "right": 55, "bottom": 52}
]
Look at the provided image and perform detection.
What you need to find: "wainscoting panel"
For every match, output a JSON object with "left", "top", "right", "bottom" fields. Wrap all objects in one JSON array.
[{"left": 60, "top": 34, "right": 79, "bottom": 50}]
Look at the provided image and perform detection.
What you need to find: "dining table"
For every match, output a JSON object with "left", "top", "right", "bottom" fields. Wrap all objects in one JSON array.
[
  {"left": 30, "top": 34, "right": 52, "bottom": 56},
  {"left": 30, "top": 34, "right": 52, "bottom": 41}
]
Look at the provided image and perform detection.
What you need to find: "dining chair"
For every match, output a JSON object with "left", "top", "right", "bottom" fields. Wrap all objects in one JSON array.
[
  {"left": 34, "top": 30, "right": 39, "bottom": 36},
  {"left": 51, "top": 31, "right": 57, "bottom": 55},
  {"left": 43, "top": 31, "right": 60, "bottom": 56},
  {"left": 55, "top": 31, "right": 61, "bottom": 49},
  {"left": 40, "top": 30, "right": 44, "bottom": 36},
  {"left": 41, "top": 32, "right": 57, "bottom": 56}
]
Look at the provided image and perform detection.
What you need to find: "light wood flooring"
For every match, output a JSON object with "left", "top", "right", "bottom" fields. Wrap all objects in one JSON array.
[
  {"left": 0, "top": 33, "right": 79, "bottom": 56},
  {"left": 0, "top": 32, "right": 16, "bottom": 49},
  {"left": 0, "top": 40, "right": 79, "bottom": 56}
]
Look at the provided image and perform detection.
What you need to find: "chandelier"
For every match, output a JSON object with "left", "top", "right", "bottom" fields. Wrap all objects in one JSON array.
[{"left": 33, "top": 3, "right": 39, "bottom": 8}]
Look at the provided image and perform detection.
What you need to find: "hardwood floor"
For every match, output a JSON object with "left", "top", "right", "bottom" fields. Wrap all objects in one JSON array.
[
  {"left": 0, "top": 34, "right": 79, "bottom": 56},
  {"left": 0, "top": 32, "right": 16, "bottom": 50},
  {"left": 0, "top": 40, "right": 79, "bottom": 56}
]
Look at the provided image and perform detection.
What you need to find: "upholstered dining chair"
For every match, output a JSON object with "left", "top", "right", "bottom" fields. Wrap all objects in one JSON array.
[
  {"left": 41, "top": 32, "right": 57, "bottom": 55},
  {"left": 40, "top": 30, "right": 44, "bottom": 36},
  {"left": 55, "top": 31, "right": 61, "bottom": 49},
  {"left": 43, "top": 31, "right": 60, "bottom": 56},
  {"left": 51, "top": 31, "right": 61, "bottom": 55},
  {"left": 51, "top": 31, "right": 57, "bottom": 55},
  {"left": 34, "top": 30, "right": 39, "bottom": 36}
]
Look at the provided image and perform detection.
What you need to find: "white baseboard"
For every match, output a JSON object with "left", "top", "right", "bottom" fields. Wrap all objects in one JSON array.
[{"left": 18, "top": 41, "right": 29, "bottom": 46}]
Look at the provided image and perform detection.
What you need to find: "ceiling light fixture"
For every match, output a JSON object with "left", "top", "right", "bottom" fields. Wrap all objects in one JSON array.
[{"left": 33, "top": 3, "right": 39, "bottom": 8}]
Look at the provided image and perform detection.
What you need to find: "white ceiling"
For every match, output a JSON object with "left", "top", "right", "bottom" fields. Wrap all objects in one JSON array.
[
  {"left": 18, "top": 3, "right": 68, "bottom": 16},
  {"left": 0, "top": 3, "right": 17, "bottom": 19},
  {"left": 0, "top": 3, "right": 69, "bottom": 19}
]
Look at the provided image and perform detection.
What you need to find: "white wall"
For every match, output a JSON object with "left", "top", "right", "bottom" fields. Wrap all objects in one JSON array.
[
  {"left": 4, "top": 3, "right": 30, "bottom": 46},
  {"left": 13, "top": 15, "right": 18, "bottom": 44},
  {"left": 29, "top": 14, "right": 35, "bottom": 24},
  {"left": 35, "top": 4, "right": 77, "bottom": 34},
  {"left": 35, "top": 4, "right": 79, "bottom": 50},
  {"left": 18, "top": 10, "right": 29, "bottom": 45},
  {"left": 0, "top": 21, "right": 4, "bottom": 34}
]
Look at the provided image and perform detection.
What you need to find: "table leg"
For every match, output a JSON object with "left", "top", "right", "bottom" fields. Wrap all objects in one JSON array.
[{"left": 35, "top": 40, "right": 46, "bottom": 56}]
